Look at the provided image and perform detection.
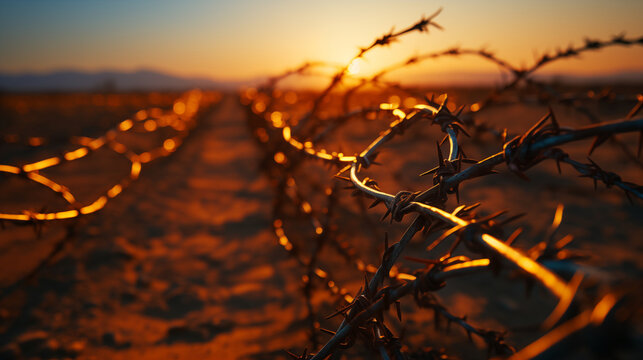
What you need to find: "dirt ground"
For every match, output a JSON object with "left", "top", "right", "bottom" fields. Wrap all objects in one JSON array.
[{"left": 0, "top": 91, "right": 641, "bottom": 359}]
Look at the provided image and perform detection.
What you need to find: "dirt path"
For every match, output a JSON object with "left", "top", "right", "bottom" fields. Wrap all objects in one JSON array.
[
  {"left": 2, "top": 94, "right": 642, "bottom": 360},
  {"left": 1, "top": 95, "right": 305, "bottom": 359}
]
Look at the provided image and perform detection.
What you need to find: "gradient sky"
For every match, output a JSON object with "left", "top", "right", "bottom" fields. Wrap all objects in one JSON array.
[{"left": 1, "top": 0, "right": 642, "bottom": 83}]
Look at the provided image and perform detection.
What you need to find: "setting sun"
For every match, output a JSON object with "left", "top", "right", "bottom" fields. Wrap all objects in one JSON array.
[
  {"left": 347, "top": 58, "right": 363, "bottom": 75},
  {"left": 0, "top": 2, "right": 641, "bottom": 359}
]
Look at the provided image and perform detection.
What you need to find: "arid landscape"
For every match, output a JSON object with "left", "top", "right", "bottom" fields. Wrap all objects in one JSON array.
[
  {"left": 0, "top": 84, "right": 641, "bottom": 359},
  {"left": 1, "top": 2, "right": 642, "bottom": 359}
]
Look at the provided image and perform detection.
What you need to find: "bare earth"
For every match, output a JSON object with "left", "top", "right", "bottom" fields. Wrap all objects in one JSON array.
[{"left": 0, "top": 92, "right": 641, "bottom": 359}]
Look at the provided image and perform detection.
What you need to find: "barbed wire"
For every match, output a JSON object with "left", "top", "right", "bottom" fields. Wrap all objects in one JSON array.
[
  {"left": 0, "top": 90, "right": 221, "bottom": 300},
  {"left": 0, "top": 90, "right": 221, "bottom": 226},
  {"left": 243, "top": 9, "right": 642, "bottom": 359}
]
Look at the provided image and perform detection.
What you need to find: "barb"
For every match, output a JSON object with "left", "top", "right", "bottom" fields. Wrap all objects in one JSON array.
[
  {"left": 243, "top": 9, "right": 642, "bottom": 359},
  {"left": 0, "top": 90, "right": 220, "bottom": 224},
  {"left": 297, "top": 10, "right": 443, "bottom": 133}
]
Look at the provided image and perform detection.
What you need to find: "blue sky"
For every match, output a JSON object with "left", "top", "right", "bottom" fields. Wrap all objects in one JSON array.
[{"left": 1, "top": 0, "right": 642, "bottom": 81}]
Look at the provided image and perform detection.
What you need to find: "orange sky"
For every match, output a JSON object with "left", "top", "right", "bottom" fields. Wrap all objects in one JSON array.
[{"left": 1, "top": 0, "right": 642, "bottom": 84}]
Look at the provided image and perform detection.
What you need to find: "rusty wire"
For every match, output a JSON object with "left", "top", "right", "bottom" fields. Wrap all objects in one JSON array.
[
  {"left": 0, "top": 90, "right": 220, "bottom": 225},
  {"left": 244, "top": 9, "right": 642, "bottom": 360}
]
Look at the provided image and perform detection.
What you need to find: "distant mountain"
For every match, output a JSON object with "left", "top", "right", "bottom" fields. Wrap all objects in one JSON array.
[
  {"left": 0, "top": 69, "right": 247, "bottom": 92},
  {"left": 1, "top": 68, "right": 641, "bottom": 92}
]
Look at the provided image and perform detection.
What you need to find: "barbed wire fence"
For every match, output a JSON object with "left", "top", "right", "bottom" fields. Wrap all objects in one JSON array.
[
  {"left": 242, "top": 9, "right": 642, "bottom": 359},
  {"left": 0, "top": 90, "right": 222, "bottom": 298}
]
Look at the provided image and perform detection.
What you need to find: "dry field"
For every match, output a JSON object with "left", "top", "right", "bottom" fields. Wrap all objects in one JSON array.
[{"left": 0, "top": 85, "right": 640, "bottom": 359}]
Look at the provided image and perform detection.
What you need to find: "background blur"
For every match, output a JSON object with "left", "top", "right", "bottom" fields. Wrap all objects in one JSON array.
[
  {"left": 1, "top": 1, "right": 642, "bottom": 359},
  {"left": 1, "top": 0, "right": 643, "bottom": 90}
]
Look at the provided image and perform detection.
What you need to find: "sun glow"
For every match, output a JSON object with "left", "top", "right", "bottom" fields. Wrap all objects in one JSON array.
[{"left": 347, "top": 58, "right": 364, "bottom": 75}]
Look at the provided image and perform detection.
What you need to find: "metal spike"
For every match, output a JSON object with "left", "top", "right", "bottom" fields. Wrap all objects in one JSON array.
[
  {"left": 436, "top": 141, "right": 444, "bottom": 164},
  {"left": 548, "top": 106, "right": 559, "bottom": 131},
  {"left": 419, "top": 166, "right": 439, "bottom": 177},
  {"left": 498, "top": 213, "right": 526, "bottom": 226},
  {"left": 455, "top": 105, "right": 465, "bottom": 117},
  {"left": 369, "top": 199, "right": 382, "bottom": 209},
  {"left": 440, "top": 134, "right": 448, "bottom": 146},
  {"left": 452, "top": 204, "right": 466, "bottom": 215},
  {"left": 521, "top": 111, "right": 552, "bottom": 143},
  {"left": 430, "top": 225, "right": 464, "bottom": 250},
  {"left": 505, "top": 228, "right": 523, "bottom": 246},
  {"left": 380, "top": 208, "right": 391, "bottom": 222},
  {"left": 395, "top": 301, "right": 402, "bottom": 321},
  {"left": 335, "top": 164, "right": 351, "bottom": 178},
  {"left": 588, "top": 134, "right": 610, "bottom": 155},
  {"left": 463, "top": 203, "right": 482, "bottom": 212},
  {"left": 555, "top": 234, "right": 574, "bottom": 249},
  {"left": 320, "top": 328, "right": 336, "bottom": 336},
  {"left": 453, "top": 123, "right": 471, "bottom": 137}
]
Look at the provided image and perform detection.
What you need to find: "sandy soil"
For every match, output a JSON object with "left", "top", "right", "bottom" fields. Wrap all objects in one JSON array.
[
  {"left": 0, "top": 91, "right": 641, "bottom": 359},
  {"left": 0, "top": 95, "right": 309, "bottom": 359}
]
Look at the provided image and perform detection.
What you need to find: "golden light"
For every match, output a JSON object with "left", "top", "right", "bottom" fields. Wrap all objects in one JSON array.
[
  {"left": 173, "top": 101, "right": 186, "bottom": 115},
  {"left": 107, "top": 184, "right": 123, "bottom": 198},
  {"left": 110, "top": 142, "right": 127, "bottom": 154},
  {"left": 388, "top": 95, "right": 401, "bottom": 108},
  {"left": 274, "top": 152, "right": 287, "bottom": 164},
  {"left": 80, "top": 196, "right": 107, "bottom": 214},
  {"left": 23, "top": 157, "right": 61, "bottom": 172},
  {"left": 397, "top": 273, "right": 417, "bottom": 281},
  {"left": 392, "top": 108, "right": 406, "bottom": 119},
  {"left": 252, "top": 101, "right": 266, "bottom": 114},
  {"left": 163, "top": 139, "right": 176, "bottom": 151},
  {"left": 270, "top": 111, "right": 284, "bottom": 127},
  {"left": 64, "top": 147, "right": 89, "bottom": 161},
  {"left": 88, "top": 137, "right": 106, "bottom": 150},
  {"left": 314, "top": 268, "right": 327, "bottom": 279},
  {"left": 139, "top": 152, "right": 152, "bottom": 163},
  {"left": 282, "top": 126, "right": 291, "bottom": 141},
  {"left": 481, "top": 233, "right": 571, "bottom": 300},
  {"left": 54, "top": 210, "right": 79, "bottom": 220},
  {"left": 144, "top": 119, "right": 157, "bottom": 132},
  {"left": 590, "top": 293, "right": 618, "bottom": 325},
  {"left": 135, "top": 110, "right": 148, "bottom": 121},
  {"left": 347, "top": 58, "right": 364, "bottom": 75},
  {"left": 279, "top": 236, "right": 288, "bottom": 246},
  {"left": 131, "top": 161, "right": 142, "bottom": 179},
  {"left": 119, "top": 119, "right": 133, "bottom": 131},
  {"left": 244, "top": 87, "right": 257, "bottom": 100},
  {"left": 0, "top": 165, "right": 21, "bottom": 174}
]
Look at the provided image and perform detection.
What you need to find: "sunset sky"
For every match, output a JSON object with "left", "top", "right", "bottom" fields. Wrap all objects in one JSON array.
[{"left": 1, "top": 0, "right": 642, "bottom": 85}]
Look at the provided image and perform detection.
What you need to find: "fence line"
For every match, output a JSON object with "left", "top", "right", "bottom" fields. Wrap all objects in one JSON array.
[{"left": 244, "top": 10, "right": 642, "bottom": 359}]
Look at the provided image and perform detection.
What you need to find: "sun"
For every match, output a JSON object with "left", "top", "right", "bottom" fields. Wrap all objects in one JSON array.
[{"left": 347, "top": 58, "right": 364, "bottom": 75}]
